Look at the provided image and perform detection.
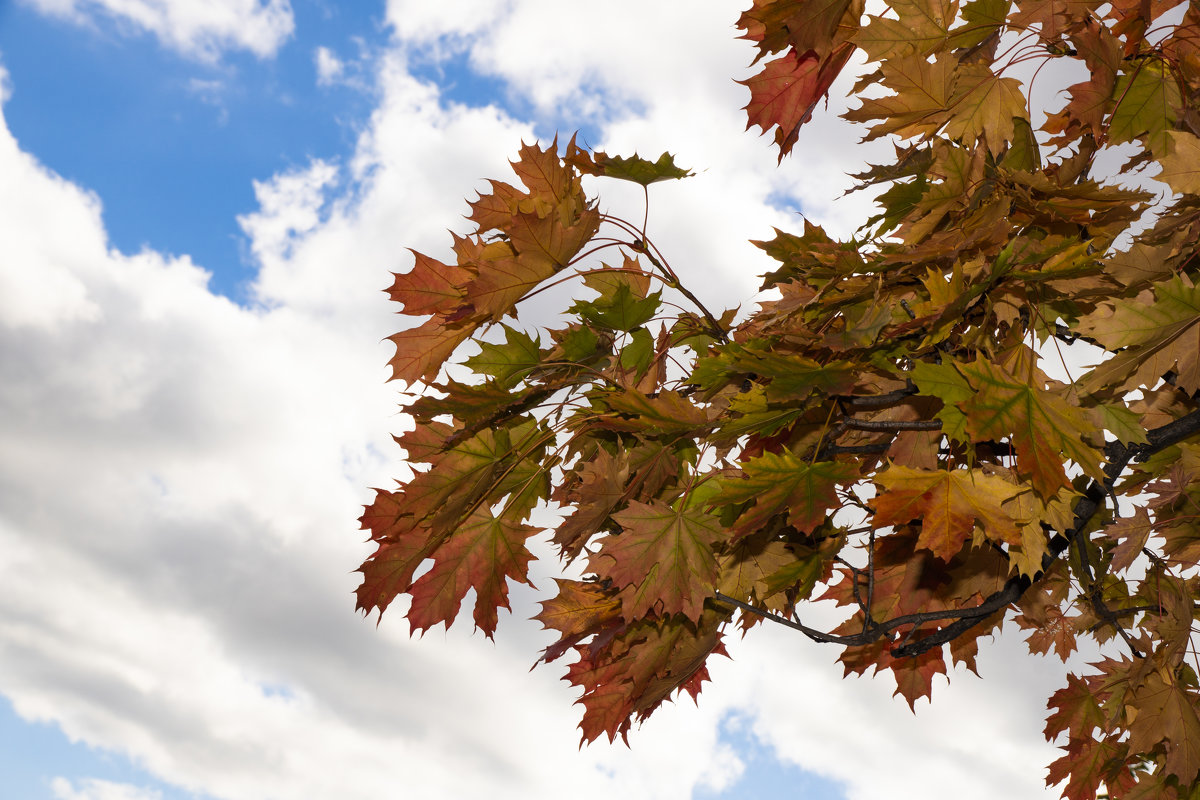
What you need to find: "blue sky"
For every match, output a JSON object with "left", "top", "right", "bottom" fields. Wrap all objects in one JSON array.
[
  {"left": 0, "top": 1, "right": 384, "bottom": 302},
  {"left": 0, "top": 2, "right": 1071, "bottom": 799}
]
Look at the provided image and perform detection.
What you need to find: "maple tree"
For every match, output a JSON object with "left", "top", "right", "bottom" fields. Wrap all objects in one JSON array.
[{"left": 357, "top": 1, "right": 1200, "bottom": 797}]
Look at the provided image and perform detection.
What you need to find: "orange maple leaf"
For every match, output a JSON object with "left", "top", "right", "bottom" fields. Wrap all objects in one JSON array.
[{"left": 874, "top": 466, "right": 1022, "bottom": 561}]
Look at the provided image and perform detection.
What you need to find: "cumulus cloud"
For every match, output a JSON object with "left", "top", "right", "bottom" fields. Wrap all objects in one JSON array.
[
  {"left": 0, "top": 38, "right": 741, "bottom": 800},
  {"left": 0, "top": 3, "right": 1092, "bottom": 799},
  {"left": 20, "top": 0, "right": 295, "bottom": 60}
]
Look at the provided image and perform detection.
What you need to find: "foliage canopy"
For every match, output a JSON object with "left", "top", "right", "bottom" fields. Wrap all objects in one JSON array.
[{"left": 358, "top": 1, "right": 1200, "bottom": 796}]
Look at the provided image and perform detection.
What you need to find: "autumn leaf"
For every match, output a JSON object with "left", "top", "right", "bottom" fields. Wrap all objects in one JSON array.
[
  {"left": 854, "top": 0, "right": 954, "bottom": 61},
  {"left": 741, "top": 43, "right": 855, "bottom": 159},
  {"left": 1157, "top": 131, "right": 1200, "bottom": 195},
  {"left": 387, "top": 250, "right": 471, "bottom": 316},
  {"left": 592, "top": 500, "right": 723, "bottom": 622},
  {"left": 387, "top": 316, "right": 478, "bottom": 386},
  {"left": 844, "top": 53, "right": 955, "bottom": 141},
  {"left": 959, "top": 358, "right": 1105, "bottom": 497},
  {"left": 356, "top": 490, "right": 437, "bottom": 618},
  {"left": 360, "top": 6, "right": 1200, "bottom": 793},
  {"left": 943, "top": 63, "right": 1028, "bottom": 152},
  {"left": 1127, "top": 670, "right": 1200, "bottom": 783},
  {"left": 567, "top": 609, "right": 727, "bottom": 743},
  {"left": 890, "top": 647, "right": 948, "bottom": 709},
  {"left": 405, "top": 507, "right": 538, "bottom": 638},
  {"left": 1079, "top": 275, "right": 1200, "bottom": 395},
  {"left": 714, "top": 453, "right": 858, "bottom": 538},
  {"left": 874, "top": 465, "right": 1022, "bottom": 560},
  {"left": 566, "top": 139, "right": 693, "bottom": 185},
  {"left": 534, "top": 578, "right": 623, "bottom": 663}
]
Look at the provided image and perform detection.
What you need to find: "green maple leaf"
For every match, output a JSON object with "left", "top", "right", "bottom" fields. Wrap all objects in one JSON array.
[
  {"left": 464, "top": 326, "right": 542, "bottom": 388},
  {"left": 573, "top": 282, "right": 662, "bottom": 332},
  {"left": 715, "top": 453, "right": 858, "bottom": 539},
  {"left": 592, "top": 500, "right": 723, "bottom": 622},
  {"left": 1108, "top": 60, "right": 1179, "bottom": 154},
  {"left": 566, "top": 139, "right": 693, "bottom": 185},
  {"left": 959, "top": 359, "right": 1105, "bottom": 497},
  {"left": 910, "top": 359, "right": 971, "bottom": 442}
]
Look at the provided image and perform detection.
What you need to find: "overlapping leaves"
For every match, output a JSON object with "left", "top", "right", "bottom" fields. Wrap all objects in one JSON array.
[{"left": 360, "top": 1, "right": 1200, "bottom": 796}]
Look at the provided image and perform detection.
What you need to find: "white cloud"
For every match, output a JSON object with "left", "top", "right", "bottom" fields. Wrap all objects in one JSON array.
[
  {"left": 20, "top": 0, "right": 295, "bottom": 60},
  {"left": 0, "top": 37, "right": 742, "bottom": 800},
  {"left": 52, "top": 777, "right": 163, "bottom": 800},
  {"left": 0, "top": 3, "right": 1101, "bottom": 799},
  {"left": 313, "top": 46, "right": 344, "bottom": 86}
]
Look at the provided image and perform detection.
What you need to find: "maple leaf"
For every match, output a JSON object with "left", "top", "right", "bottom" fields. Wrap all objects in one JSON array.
[
  {"left": 1046, "top": 738, "right": 1128, "bottom": 800},
  {"left": 387, "top": 250, "right": 471, "bottom": 316},
  {"left": 1079, "top": 275, "right": 1200, "bottom": 395},
  {"left": 356, "top": 490, "right": 436, "bottom": 618},
  {"left": 565, "top": 139, "right": 693, "bottom": 185},
  {"left": 844, "top": 53, "right": 955, "bottom": 141},
  {"left": 1127, "top": 670, "right": 1200, "bottom": 783},
  {"left": 1108, "top": 59, "right": 1179, "bottom": 155},
  {"left": 387, "top": 316, "right": 477, "bottom": 386},
  {"left": 874, "top": 465, "right": 1022, "bottom": 561},
  {"left": 959, "top": 358, "right": 1105, "bottom": 497},
  {"left": 1021, "top": 605, "right": 1078, "bottom": 660},
  {"left": 910, "top": 359, "right": 971, "bottom": 441},
  {"left": 890, "top": 646, "right": 948, "bottom": 709},
  {"left": 361, "top": 5, "right": 1200, "bottom": 790},
  {"left": 741, "top": 43, "right": 855, "bottom": 160},
  {"left": 591, "top": 500, "right": 724, "bottom": 622},
  {"left": 714, "top": 453, "right": 858, "bottom": 539},
  {"left": 569, "top": 610, "right": 726, "bottom": 743},
  {"left": 534, "top": 578, "right": 623, "bottom": 663},
  {"left": 406, "top": 508, "right": 538, "bottom": 638},
  {"left": 943, "top": 63, "right": 1028, "bottom": 153},
  {"left": 854, "top": 0, "right": 954, "bottom": 62},
  {"left": 1045, "top": 673, "right": 1109, "bottom": 744},
  {"left": 462, "top": 326, "right": 542, "bottom": 389},
  {"left": 1157, "top": 131, "right": 1200, "bottom": 195}
]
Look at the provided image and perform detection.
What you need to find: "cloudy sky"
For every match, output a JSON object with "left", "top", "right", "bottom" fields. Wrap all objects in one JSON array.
[{"left": 0, "top": 1, "right": 1086, "bottom": 798}]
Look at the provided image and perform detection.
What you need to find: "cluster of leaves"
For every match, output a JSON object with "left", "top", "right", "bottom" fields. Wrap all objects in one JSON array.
[{"left": 358, "top": 1, "right": 1200, "bottom": 797}]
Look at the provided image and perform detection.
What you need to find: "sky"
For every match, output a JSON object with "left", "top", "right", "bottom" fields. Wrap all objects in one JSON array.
[{"left": 0, "top": 1, "right": 1091, "bottom": 799}]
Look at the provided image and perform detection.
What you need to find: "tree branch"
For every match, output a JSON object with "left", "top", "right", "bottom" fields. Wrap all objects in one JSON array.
[
  {"left": 725, "top": 406, "right": 1200, "bottom": 657},
  {"left": 891, "top": 405, "right": 1200, "bottom": 658},
  {"left": 842, "top": 418, "right": 943, "bottom": 432}
]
